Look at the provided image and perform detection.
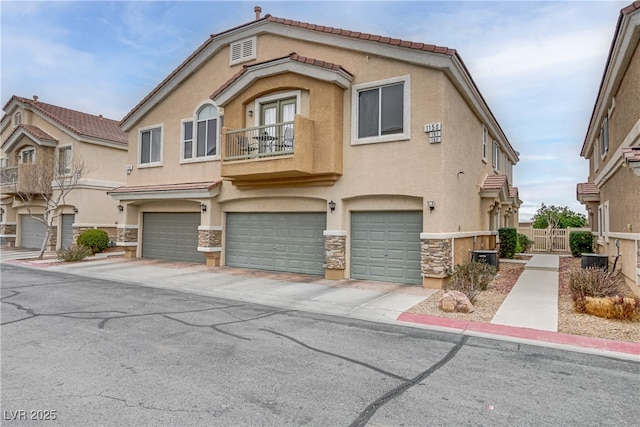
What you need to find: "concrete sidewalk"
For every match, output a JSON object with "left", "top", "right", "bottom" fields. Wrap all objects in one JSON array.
[{"left": 491, "top": 254, "right": 559, "bottom": 331}]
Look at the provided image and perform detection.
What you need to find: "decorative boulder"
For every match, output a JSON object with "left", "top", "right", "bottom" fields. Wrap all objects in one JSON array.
[{"left": 438, "top": 291, "right": 475, "bottom": 313}]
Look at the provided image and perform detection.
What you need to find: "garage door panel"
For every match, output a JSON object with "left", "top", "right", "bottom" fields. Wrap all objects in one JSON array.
[
  {"left": 226, "top": 213, "right": 325, "bottom": 275},
  {"left": 351, "top": 212, "right": 422, "bottom": 285},
  {"left": 142, "top": 213, "right": 204, "bottom": 263}
]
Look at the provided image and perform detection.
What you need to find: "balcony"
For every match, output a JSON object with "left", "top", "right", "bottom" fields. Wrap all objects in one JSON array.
[
  {"left": 0, "top": 164, "right": 50, "bottom": 195},
  {"left": 221, "top": 115, "right": 341, "bottom": 188}
]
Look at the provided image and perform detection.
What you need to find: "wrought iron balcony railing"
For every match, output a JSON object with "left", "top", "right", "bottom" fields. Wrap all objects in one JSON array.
[
  {"left": 0, "top": 166, "right": 18, "bottom": 185},
  {"left": 224, "top": 121, "right": 294, "bottom": 161}
]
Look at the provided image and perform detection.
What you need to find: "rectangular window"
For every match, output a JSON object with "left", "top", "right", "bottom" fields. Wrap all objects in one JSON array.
[
  {"left": 352, "top": 76, "right": 410, "bottom": 144},
  {"left": 57, "top": 146, "right": 72, "bottom": 175},
  {"left": 600, "top": 118, "right": 609, "bottom": 157},
  {"left": 482, "top": 126, "right": 488, "bottom": 161},
  {"left": 140, "top": 127, "right": 162, "bottom": 165},
  {"left": 20, "top": 148, "right": 35, "bottom": 164},
  {"left": 183, "top": 121, "right": 193, "bottom": 159},
  {"left": 492, "top": 141, "right": 500, "bottom": 170}
]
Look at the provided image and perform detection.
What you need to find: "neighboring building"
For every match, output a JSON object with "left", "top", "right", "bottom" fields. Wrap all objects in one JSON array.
[
  {"left": 578, "top": 2, "right": 640, "bottom": 293},
  {"left": 0, "top": 96, "right": 128, "bottom": 250},
  {"left": 112, "top": 9, "right": 520, "bottom": 288}
]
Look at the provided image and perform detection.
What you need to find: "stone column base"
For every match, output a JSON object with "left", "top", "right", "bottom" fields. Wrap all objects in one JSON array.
[
  {"left": 123, "top": 247, "right": 137, "bottom": 258},
  {"left": 422, "top": 276, "right": 448, "bottom": 289},
  {"left": 325, "top": 269, "right": 344, "bottom": 280},
  {"left": 204, "top": 252, "right": 221, "bottom": 267}
]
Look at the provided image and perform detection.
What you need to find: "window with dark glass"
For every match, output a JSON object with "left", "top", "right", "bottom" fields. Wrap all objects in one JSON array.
[{"left": 357, "top": 82, "right": 403, "bottom": 139}]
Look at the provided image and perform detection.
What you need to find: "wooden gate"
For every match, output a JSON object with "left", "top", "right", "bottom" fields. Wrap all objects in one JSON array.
[{"left": 518, "top": 227, "right": 590, "bottom": 253}]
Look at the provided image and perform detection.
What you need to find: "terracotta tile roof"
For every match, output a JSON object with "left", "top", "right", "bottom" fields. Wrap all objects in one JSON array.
[
  {"left": 122, "top": 14, "right": 456, "bottom": 127},
  {"left": 576, "top": 182, "right": 599, "bottom": 195},
  {"left": 509, "top": 186, "right": 519, "bottom": 199},
  {"left": 109, "top": 181, "right": 222, "bottom": 194},
  {"left": 622, "top": 1, "right": 640, "bottom": 15},
  {"left": 264, "top": 16, "right": 457, "bottom": 55},
  {"left": 622, "top": 146, "right": 640, "bottom": 162},
  {"left": 481, "top": 174, "right": 507, "bottom": 190},
  {"left": 210, "top": 52, "right": 352, "bottom": 99},
  {"left": 6, "top": 96, "right": 127, "bottom": 144},
  {"left": 16, "top": 124, "right": 57, "bottom": 142}
]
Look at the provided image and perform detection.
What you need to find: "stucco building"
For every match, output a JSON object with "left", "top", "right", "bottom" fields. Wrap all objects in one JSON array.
[
  {"left": 577, "top": 1, "right": 640, "bottom": 293},
  {"left": 0, "top": 96, "right": 128, "bottom": 250},
  {"left": 111, "top": 9, "right": 521, "bottom": 288}
]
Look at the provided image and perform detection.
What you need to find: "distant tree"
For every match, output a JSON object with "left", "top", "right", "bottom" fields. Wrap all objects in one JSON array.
[
  {"left": 12, "top": 149, "right": 88, "bottom": 259},
  {"left": 531, "top": 203, "right": 587, "bottom": 229}
]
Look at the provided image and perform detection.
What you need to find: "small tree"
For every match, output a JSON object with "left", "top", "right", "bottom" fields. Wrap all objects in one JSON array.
[
  {"left": 531, "top": 203, "right": 587, "bottom": 229},
  {"left": 12, "top": 148, "right": 88, "bottom": 259}
]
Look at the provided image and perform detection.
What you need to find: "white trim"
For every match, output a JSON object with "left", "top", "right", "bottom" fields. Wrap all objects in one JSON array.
[
  {"left": 253, "top": 90, "right": 301, "bottom": 128},
  {"left": 115, "top": 242, "right": 138, "bottom": 247},
  {"left": 420, "top": 231, "right": 497, "bottom": 239},
  {"left": 0, "top": 234, "right": 17, "bottom": 238},
  {"left": 197, "top": 246, "right": 222, "bottom": 253},
  {"left": 323, "top": 230, "right": 347, "bottom": 237},
  {"left": 198, "top": 225, "right": 223, "bottom": 231},
  {"left": 73, "top": 223, "right": 118, "bottom": 228},
  {"left": 351, "top": 75, "right": 411, "bottom": 146},
  {"left": 606, "top": 232, "right": 640, "bottom": 240},
  {"left": 112, "top": 186, "right": 220, "bottom": 201},
  {"left": 137, "top": 124, "right": 163, "bottom": 167},
  {"left": 75, "top": 178, "right": 125, "bottom": 191},
  {"left": 0, "top": 222, "right": 17, "bottom": 226},
  {"left": 116, "top": 224, "right": 139, "bottom": 230}
]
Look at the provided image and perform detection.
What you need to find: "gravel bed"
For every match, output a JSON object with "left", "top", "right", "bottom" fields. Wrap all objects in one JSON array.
[{"left": 407, "top": 258, "right": 639, "bottom": 343}]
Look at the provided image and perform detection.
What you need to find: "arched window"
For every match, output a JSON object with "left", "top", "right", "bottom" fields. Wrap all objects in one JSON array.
[{"left": 196, "top": 104, "right": 218, "bottom": 157}]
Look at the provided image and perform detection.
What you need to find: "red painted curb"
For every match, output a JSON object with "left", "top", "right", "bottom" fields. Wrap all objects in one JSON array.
[
  {"left": 5, "top": 259, "right": 53, "bottom": 268},
  {"left": 397, "top": 312, "right": 640, "bottom": 356}
]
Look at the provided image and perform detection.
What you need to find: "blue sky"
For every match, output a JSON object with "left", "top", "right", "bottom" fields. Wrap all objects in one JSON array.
[{"left": 0, "top": 0, "right": 628, "bottom": 220}]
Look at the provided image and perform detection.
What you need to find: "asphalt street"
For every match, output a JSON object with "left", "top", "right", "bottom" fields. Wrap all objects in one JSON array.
[{"left": 1, "top": 264, "right": 638, "bottom": 426}]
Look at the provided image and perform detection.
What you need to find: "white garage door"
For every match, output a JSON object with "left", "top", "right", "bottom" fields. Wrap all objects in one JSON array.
[
  {"left": 351, "top": 211, "right": 423, "bottom": 285},
  {"left": 142, "top": 213, "right": 204, "bottom": 263},
  {"left": 20, "top": 215, "right": 46, "bottom": 249},
  {"left": 226, "top": 213, "right": 326, "bottom": 275}
]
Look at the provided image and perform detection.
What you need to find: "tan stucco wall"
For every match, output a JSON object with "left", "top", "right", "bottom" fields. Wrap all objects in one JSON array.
[{"left": 609, "top": 42, "right": 640, "bottom": 155}]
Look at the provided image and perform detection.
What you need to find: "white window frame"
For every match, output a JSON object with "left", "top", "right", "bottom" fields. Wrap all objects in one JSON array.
[
  {"left": 181, "top": 102, "right": 222, "bottom": 163},
  {"left": 351, "top": 75, "right": 411, "bottom": 146},
  {"left": 14, "top": 112, "right": 22, "bottom": 126},
  {"left": 20, "top": 147, "right": 35, "bottom": 164},
  {"left": 594, "top": 139, "right": 599, "bottom": 170},
  {"left": 138, "top": 124, "right": 163, "bottom": 168},
  {"left": 56, "top": 145, "right": 72, "bottom": 176},
  {"left": 0, "top": 157, "right": 8, "bottom": 168},
  {"left": 492, "top": 140, "right": 500, "bottom": 171},
  {"left": 600, "top": 117, "right": 609, "bottom": 158},
  {"left": 253, "top": 90, "right": 301, "bottom": 127},
  {"left": 482, "top": 126, "right": 488, "bottom": 162},
  {"left": 230, "top": 36, "right": 257, "bottom": 65}
]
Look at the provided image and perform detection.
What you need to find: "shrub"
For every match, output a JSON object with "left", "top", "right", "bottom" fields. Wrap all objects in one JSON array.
[
  {"left": 446, "top": 261, "right": 497, "bottom": 303},
  {"left": 569, "top": 231, "right": 594, "bottom": 257},
  {"left": 498, "top": 228, "right": 517, "bottom": 259},
  {"left": 515, "top": 233, "right": 532, "bottom": 253},
  {"left": 583, "top": 296, "right": 640, "bottom": 321},
  {"left": 568, "top": 267, "right": 624, "bottom": 313},
  {"left": 57, "top": 244, "right": 93, "bottom": 262},
  {"left": 77, "top": 229, "right": 110, "bottom": 254}
]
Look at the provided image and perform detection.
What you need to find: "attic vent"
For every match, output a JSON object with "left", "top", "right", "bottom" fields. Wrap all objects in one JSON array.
[{"left": 230, "top": 36, "right": 256, "bottom": 65}]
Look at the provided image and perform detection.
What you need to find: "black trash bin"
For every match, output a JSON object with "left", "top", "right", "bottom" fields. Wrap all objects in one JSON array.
[
  {"left": 471, "top": 250, "right": 498, "bottom": 268},
  {"left": 580, "top": 253, "right": 608, "bottom": 271}
]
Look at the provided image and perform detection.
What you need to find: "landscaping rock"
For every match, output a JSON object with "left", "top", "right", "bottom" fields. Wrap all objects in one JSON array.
[{"left": 438, "top": 291, "right": 474, "bottom": 313}]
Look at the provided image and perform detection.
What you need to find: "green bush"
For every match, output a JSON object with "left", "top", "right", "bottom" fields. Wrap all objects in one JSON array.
[
  {"left": 446, "top": 261, "right": 497, "bottom": 303},
  {"left": 57, "top": 244, "right": 93, "bottom": 262},
  {"left": 569, "top": 231, "right": 594, "bottom": 257},
  {"left": 77, "top": 229, "right": 110, "bottom": 254},
  {"left": 515, "top": 233, "right": 532, "bottom": 253},
  {"left": 498, "top": 228, "right": 517, "bottom": 259}
]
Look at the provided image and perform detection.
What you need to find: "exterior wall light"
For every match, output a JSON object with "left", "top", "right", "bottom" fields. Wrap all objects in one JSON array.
[
  {"left": 427, "top": 201, "right": 435, "bottom": 211},
  {"left": 117, "top": 205, "right": 124, "bottom": 213},
  {"left": 72, "top": 207, "right": 78, "bottom": 214},
  {"left": 200, "top": 203, "right": 207, "bottom": 213},
  {"left": 328, "top": 200, "right": 336, "bottom": 212}
]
